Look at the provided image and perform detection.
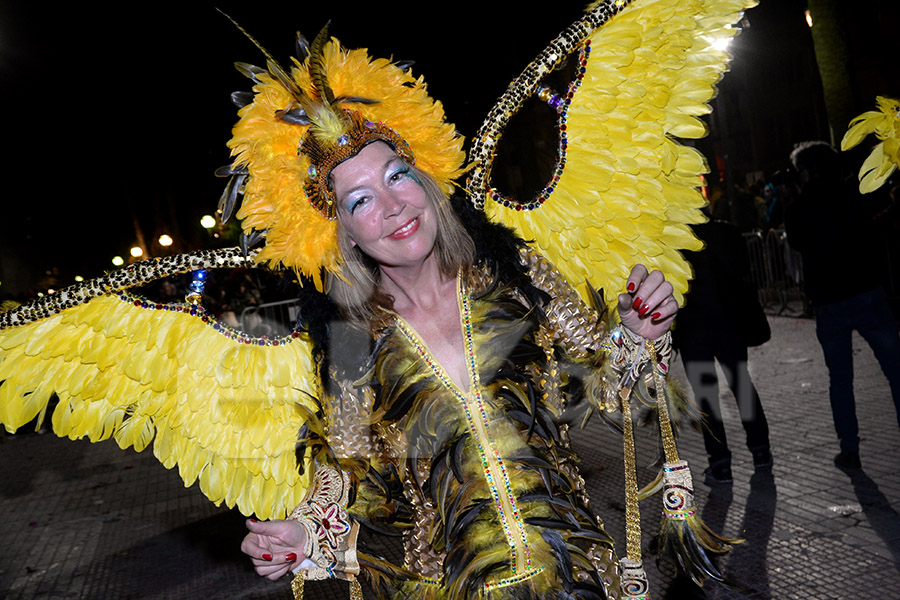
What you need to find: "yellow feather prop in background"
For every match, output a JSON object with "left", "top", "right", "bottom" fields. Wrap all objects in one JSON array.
[{"left": 841, "top": 95, "right": 900, "bottom": 194}]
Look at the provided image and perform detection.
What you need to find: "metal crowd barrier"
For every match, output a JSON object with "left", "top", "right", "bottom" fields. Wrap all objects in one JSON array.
[
  {"left": 744, "top": 228, "right": 809, "bottom": 316},
  {"left": 234, "top": 229, "right": 814, "bottom": 329},
  {"left": 240, "top": 298, "right": 300, "bottom": 337}
]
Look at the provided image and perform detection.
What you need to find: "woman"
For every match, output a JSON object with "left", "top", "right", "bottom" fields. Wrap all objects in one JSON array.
[
  {"left": 238, "top": 138, "right": 678, "bottom": 599},
  {"left": 0, "top": 3, "right": 747, "bottom": 598}
]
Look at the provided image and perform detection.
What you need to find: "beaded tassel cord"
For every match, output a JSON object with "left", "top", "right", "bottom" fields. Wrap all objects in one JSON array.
[{"left": 646, "top": 340, "right": 741, "bottom": 587}]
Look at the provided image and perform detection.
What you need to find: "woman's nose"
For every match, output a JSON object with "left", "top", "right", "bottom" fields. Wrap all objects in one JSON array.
[{"left": 380, "top": 190, "right": 404, "bottom": 217}]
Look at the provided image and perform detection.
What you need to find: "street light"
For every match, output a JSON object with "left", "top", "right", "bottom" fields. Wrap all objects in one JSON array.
[
  {"left": 130, "top": 246, "right": 144, "bottom": 258},
  {"left": 200, "top": 215, "right": 216, "bottom": 229},
  {"left": 159, "top": 234, "right": 173, "bottom": 247},
  {"left": 112, "top": 256, "right": 125, "bottom": 267}
]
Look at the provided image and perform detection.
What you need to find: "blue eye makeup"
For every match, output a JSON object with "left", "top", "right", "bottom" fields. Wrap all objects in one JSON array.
[{"left": 346, "top": 196, "right": 368, "bottom": 214}]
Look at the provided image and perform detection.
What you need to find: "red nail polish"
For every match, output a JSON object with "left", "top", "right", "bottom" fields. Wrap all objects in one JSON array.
[
  {"left": 627, "top": 282, "right": 636, "bottom": 293},
  {"left": 286, "top": 553, "right": 297, "bottom": 562},
  {"left": 262, "top": 554, "right": 272, "bottom": 561},
  {"left": 633, "top": 297, "right": 642, "bottom": 311},
  {"left": 651, "top": 312, "right": 661, "bottom": 320},
  {"left": 250, "top": 518, "right": 258, "bottom": 523},
  {"left": 639, "top": 305, "right": 650, "bottom": 316}
]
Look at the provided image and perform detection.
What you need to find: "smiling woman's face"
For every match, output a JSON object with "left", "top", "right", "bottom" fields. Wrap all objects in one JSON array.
[{"left": 332, "top": 141, "right": 437, "bottom": 270}]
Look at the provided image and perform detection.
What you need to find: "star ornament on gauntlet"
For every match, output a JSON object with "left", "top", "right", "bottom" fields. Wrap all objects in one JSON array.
[{"left": 287, "top": 465, "right": 360, "bottom": 584}]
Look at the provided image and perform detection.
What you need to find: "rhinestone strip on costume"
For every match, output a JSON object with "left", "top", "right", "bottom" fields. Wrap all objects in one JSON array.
[
  {"left": 0, "top": 248, "right": 259, "bottom": 330},
  {"left": 487, "top": 42, "right": 591, "bottom": 211},
  {"left": 395, "top": 278, "right": 543, "bottom": 591},
  {"left": 467, "top": 0, "right": 633, "bottom": 210},
  {"left": 112, "top": 292, "right": 303, "bottom": 347}
]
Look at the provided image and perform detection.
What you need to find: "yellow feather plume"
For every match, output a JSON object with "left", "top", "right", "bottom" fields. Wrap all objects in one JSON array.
[{"left": 841, "top": 96, "right": 900, "bottom": 194}]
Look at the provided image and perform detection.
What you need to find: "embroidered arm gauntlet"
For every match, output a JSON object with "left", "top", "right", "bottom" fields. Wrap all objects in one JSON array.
[{"left": 519, "top": 246, "right": 672, "bottom": 413}]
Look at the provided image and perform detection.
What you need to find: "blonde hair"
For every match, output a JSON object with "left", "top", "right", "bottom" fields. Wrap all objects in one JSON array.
[{"left": 330, "top": 165, "right": 475, "bottom": 323}]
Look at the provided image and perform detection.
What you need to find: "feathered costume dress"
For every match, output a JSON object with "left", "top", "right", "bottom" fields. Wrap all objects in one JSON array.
[
  {"left": 291, "top": 202, "right": 642, "bottom": 599},
  {"left": 0, "top": 1, "right": 760, "bottom": 598}
]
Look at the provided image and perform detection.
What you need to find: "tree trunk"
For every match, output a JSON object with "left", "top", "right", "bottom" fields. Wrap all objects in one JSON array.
[{"left": 807, "top": 0, "right": 853, "bottom": 144}]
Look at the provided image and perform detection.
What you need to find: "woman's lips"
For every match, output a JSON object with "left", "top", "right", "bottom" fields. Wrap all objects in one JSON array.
[{"left": 388, "top": 217, "right": 419, "bottom": 240}]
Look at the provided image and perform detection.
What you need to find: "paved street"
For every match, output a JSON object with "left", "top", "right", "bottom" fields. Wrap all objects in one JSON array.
[{"left": 1, "top": 315, "right": 898, "bottom": 599}]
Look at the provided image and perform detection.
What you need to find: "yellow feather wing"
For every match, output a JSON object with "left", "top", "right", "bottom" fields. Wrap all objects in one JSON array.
[
  {"left": 0, "top": 252, "right": 320, "bottom": 521},
  {"left": 469, "top": 0, "right": 758, "bottom": 308}
]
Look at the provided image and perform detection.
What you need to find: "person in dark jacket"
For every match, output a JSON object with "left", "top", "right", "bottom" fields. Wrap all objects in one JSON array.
[
  {"left": 674, "top": 218, "right": 773, "bottom": 484},
  {"left": 785, "top": 141, "right": 900, "bottom": 470}
]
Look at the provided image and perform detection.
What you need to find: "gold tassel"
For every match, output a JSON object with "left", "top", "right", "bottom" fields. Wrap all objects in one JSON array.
[
  {"left": 291, "top": 571, "right": 304, "bottom": 600},
  {"left": 619, "top": 377, "right": 651, "bottom": 600},
  {"left": 350, "top": 579, "right": 363, "bottom": 600},
  {"left": 646, "top": 341, "right": 742, "bottom": 586},
  {"left": 291, "top": 571, "right": 363, "bottom": 600}
]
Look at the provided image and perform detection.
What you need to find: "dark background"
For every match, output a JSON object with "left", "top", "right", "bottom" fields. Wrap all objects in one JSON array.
[{"left": 1, "top": 0, "right": 897, "bottom": 298}]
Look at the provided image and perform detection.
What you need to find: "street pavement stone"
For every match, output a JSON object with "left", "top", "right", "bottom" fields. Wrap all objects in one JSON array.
[{"left": 1, "top": 315, "right": 898, "bottom": 599}]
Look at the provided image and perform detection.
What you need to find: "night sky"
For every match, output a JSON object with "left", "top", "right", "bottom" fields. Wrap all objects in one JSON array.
[
  {"left": 4, "top": 0, "right": 885, "bottom": 298},
  {"left": 0, "top": 1, "right": 581, "bottom": 295}
]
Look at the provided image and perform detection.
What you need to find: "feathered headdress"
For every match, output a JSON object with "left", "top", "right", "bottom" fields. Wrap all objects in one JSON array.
[{"left": 219, "top": 22, "right": 466, "bottom": 290}]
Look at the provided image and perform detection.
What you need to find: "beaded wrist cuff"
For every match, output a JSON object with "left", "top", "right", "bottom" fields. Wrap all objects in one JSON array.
[
  {"left": 600, "top": 325, "right": 672, "bottom": 404},
  {"left": 287, "top": 465, "right": 360, "bottom": 582}
]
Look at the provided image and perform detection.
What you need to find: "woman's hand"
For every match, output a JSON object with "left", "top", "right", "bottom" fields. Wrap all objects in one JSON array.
[
  {"left": 241, "top": 519, "right": 307, "bottom": 581},
  {"left": 617, "top": 265, "right": 678, "bottom": 340}
]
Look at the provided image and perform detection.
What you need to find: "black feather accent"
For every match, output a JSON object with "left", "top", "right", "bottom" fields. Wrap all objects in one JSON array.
[
  {"left": 652, "top": 518, "right": 738, "bottom": 588},
  {"left": 356, "top": 550, "right": 417, "bottom": 578},
  {"left": 427, "top": 449, "right": 448, "bottom": 505},
  {"left": 233, "top": 61, "right": 267, "bottom": 83},
  {"left": 566, "top": 544, "right": 606, "bottom": 590},
  {"left": 367, "top": 465, "right": 392, "bottom": 504},
  {"left": 276, "top": 104, "right": 312, "bottom": 125},
  {"left": 214, "top": 164, "right": 249, "bottom": 177},
  {"left": 526, "top": 379, "right": 539, "bottom": 438},
  {"left": 450, "top": 434, "right": 467, "bottom": 483},
  {"left": 334, "top": 95, "right": 380, "bottom": 106},
  {"left": 540, "top": 528, "right": 574, "bottom": 593},
  {"left": 347, "top": 476, "right": 358, "bottom": 508},
  {"left": 506, "top": 409, "right": 550, "bottom": 440},
  {"left": 295, "top": 31, "right": 310, "bottom": 62},
  {"left": 217, "top": 173, "right": 246, "bottom": 224},
  {"left": 518, "top": 493, "right": 595, "bottom": 529},
  {"left": 239, "top": 230, "right": 264, "bottom": 256},
  {"left": 448, "top": 498, "right": 491, "bottom": 541},
  {"left": 437, "top": 477, "right": 476, "bottom": 548},
  {"left": 230, "top": 90, "right": 254, "bottom": 108},
  {"left": 523, "top": 517, "right": 579, "bottom": 531},
  {"left": 394, "top": 60, "right": 415, "bottom": 71},
  {"left": 355, "top": 518, "right": 406, "bottom": 538},
  {"left": 466, "top": 560, "right": 513, "bottom": 597},
  {"left": 219, "top": 10, "right": 303, "bottom": 98},
  {"left": 534, "top": 405, "right": 562, "bottom": 444},
  {"left": 525, "top": 517, "right": 614, "bottom": 546},
  {"left": 570, "top": 582, "right": 609, "bottom": 600},
  {"left": 508, "top": 454, "right": 556, "bottom": 470},
  {"left": 434, "top": 463, "right": 454, "bottom": 530}
]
